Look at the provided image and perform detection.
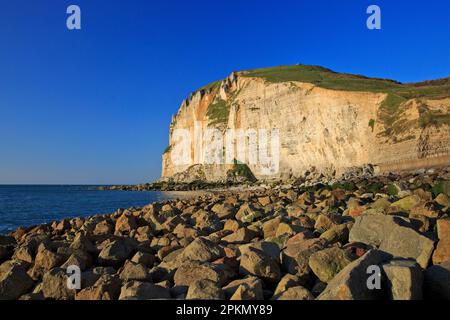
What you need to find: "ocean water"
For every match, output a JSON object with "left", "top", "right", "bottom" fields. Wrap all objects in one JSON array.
[{"left": 0, "top": 185, "right": 173, "bottom": 234}]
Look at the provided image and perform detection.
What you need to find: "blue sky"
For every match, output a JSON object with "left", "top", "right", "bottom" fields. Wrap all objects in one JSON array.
[{"left": 0, "top": 0, "right": 449, "bottom": 184}]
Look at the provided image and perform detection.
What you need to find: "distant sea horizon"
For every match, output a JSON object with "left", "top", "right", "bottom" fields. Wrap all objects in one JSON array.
[{"left": 0, "top": 185, "right": 174, "bottom": 235}]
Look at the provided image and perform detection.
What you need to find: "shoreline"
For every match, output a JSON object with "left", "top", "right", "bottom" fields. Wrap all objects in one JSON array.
[{"left": 0, "top": 166, "right": 449, "bottom": 300}]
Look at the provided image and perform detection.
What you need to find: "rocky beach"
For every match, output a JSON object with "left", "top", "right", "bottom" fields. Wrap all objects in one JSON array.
[{"left": 1, "top": 166, "right": 449, "bottom": 300}]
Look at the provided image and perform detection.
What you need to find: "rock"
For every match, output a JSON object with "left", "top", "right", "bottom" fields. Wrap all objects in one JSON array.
[
  {"left": 178, "top": 237, "right": 224, "bottom": 263},
  {"left": 272, "top": 286, "right": 314, "bottom": 300},
  {"left": 211, "top": 203, "right": 235, "bottom": 220},
  {"left": 61, "top": 251, "right": 92, "bottom": 271},
  {"left": 35, "top": 246, "right": 64, "bottom": 271},
  {"left": 410, "top": 202, "right": 440, "bottom": 218},
  {"left": 42, "top": 268, "right": 76, "bottom": 300},
  {"left": 174, "top": 261, "right": 226, "bottom": 287},
  {"left": 262, "top": 217, "right": 282, "bottom": 239},
  {"left": 436, "top": 193, "right": 450, "bottom": 207},
  {"left": 309, "top": 247, "right": 354, "bottom": 283},
  {"left": 76, "top": 274, "right": 121, "bottom": 300},
  {"left": 98, "top": 240, "right": 134, "bottom": 267},
  {"left": 319, "top": 224, "right": 349, "bottom": 244},
  {"left": 131, "top": 251, "right": 155, "bottom": 267},
  {"left": 186, "top": 279, "right": 225, "bottom": 300},
  {"left": 222, "top": 228, "right": 259, "bottom": 244},
  {"left": 391, "top": 195, "right": 421, "bottom": 212},
  {"left": 93, "top": 220, "right": 114, "bottom": 235},
  {"left": 382, "top": 259, "right": 423, "bottom": 300},
  {"left": 275, "top": 222, "right": 303, "bottom": 237},
  {"left": 437, "top": 218, "right": 450, "bottom": 239},
  {"left": 236, "top": 203, "right": 263, "bottom": 223},
  {"left": 432, "top": 236, "right": 450, "bottom": 265},
  {"left": 349, "top": 214, "right": 406, "bottom": 247},
  {"left": 223, "top": 277, "right": 264, "bottom": 300},
  {"left": 223, "top": 219, "right": 240, "bottom": 232},
  {"left": 379, "top": 225, "right": 435, "bottom": 269},
  {"left": 115, "top": 213, "right": 137, "bottom": 234},
  {"left": 13, "top": 245, "right": 34, "bottom": 264},
  {"left": 119, "top": 261, "right": 151, "bottom": 282},
  {"left": 0, "top": 263, "right": 34, "bottom": 300},
  {"left": 70, "top": 233, "right": 97, "bottom": 254},
  {"left": 239, "top": 246, "right": 281, "bottom": 283},
  {"left": 314, "top": 215, "right": 335, "bottom": 232},
  {"left": 371, "top": 198, "right": 391, "bottom": 211},
  {"left": 318, "top": 250, "right": 386, "bottom": 300},
  {"left": 274, "top": 274, "right": 300, "bottom": 295},
  {"left": 424, "top": 261, "right": 450, "bottom": 299},
  {"left": 119, "top": 281, "right": 171, "bottom": 300}
]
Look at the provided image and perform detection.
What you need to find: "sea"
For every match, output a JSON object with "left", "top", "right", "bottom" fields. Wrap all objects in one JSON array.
[{"left": 0, "top": 185, "right": 176, "bottom": 235}]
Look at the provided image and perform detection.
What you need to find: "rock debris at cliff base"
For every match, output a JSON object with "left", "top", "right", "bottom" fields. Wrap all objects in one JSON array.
[{"left": 1, "top": 167, "right": 450, "bottom": 300}]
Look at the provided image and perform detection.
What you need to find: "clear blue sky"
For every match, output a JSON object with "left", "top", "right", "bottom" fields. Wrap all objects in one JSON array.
[{"left": 0, "top": 0, "right": 449, "bottom": 184}]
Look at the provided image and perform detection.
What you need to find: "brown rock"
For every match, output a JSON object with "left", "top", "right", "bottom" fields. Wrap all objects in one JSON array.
[
  {"left": 432, "top": 236, "right": 450, "bottom": 265},
  {"left": 272, "top": 286, "right": 314, "bottom": 300},
  {"left": 119, "top": 281, "right": 171, "bottom": 300},
  {"left": 174, "top": 262, "right": 226, "bottom": 287},
  {"left": 186, "top": 279, "right": 225, "bottom": 300},
  {"left": 0, "top": 263, "right": 34, "bottom": 300},
  {"left": 42, "top": 268, "right": 76, "bottom": 300}
]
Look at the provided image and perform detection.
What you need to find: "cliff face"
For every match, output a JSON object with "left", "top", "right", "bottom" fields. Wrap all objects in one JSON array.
[{"left": 162, "top": 66, "right": 450, "bottom": 182}]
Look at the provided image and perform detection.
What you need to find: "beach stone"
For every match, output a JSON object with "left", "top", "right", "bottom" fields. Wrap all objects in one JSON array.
[
  {"left": 274, "top": 274, "right": 300, "bottom": 295},
  {"left": 309, "top": 247, "right": 354, "bottom": 283},
  {"left": 119, "top": 281, "right": 171, "bottom": 300},
  {"left": 382, "top": 259, "right": 423, "bottom": 300},
  {"left": 76, "top": 274, "right": 121, "bottom": 300},
  {"left": 436, "top": 193, "right": 450, "bottom": 207},
  {"left": 272, "top": 286, "right": 314, "bottom": 300},
  {"left": 119, "top": 261, "right": 151, "bottom": 282},
  {"left": 211, "top": 203, "right": 235, "bottom": 220},
  {"left": 379, "top": 225, "right": 435, "bottom": 269},
  {"left": 0, "top": 263, "right": 34, "bottom": 300},
  {"left": 432, "top": 236, "right": 450, "bottom": 265},
  {"left": 98, "top": 240, "right": 134, "bottom": 267},
  {"left": 424, "top": 261, "right": 450, "bottom": 299},
  {"left": 239, "top": 246, "right": 281, "bottom": 283},
  {"left": 177, "top": 237, "right": 224, "bottom": 263},
  {"left": 42, "top": 268, "right": 76, "bottom": 300},
  {"left": 222, "top": 227, "right": 259, "bottom": 244},
  {"left": 131, "top": 251, "right": 155, "bottom": 267},
  {"left": 174, "top": 261, "right": 225, "bottom": 287},
  {"left": 61, "top": 250, "right": 92, "bottom": 271},
  {"left": 93, "top": 220, "right": 114, "bottom": 235},
  {"left": 262, "top": 217, "right": 282, "bottom": 239},
  {"left": 319, "top": 223, "right": 349, "bottom": 244},
  {"left": 437, "top": 218, "right": 450, "bottom": 239},
  {"left": 391, "top": 195, "right": 421, "bottom": 211},
  {"left": 186, "top": 279, "right": 225, "bottom": 300},
  {"left": 115, "top": 213, "right": 137, "bottom": 234},
  {"left": 349, "top": 214, "right": 405, "bottom": 247},
  {"left": 318, "top": 250, "right": 386, "bottom": 300},
  {"left": 236, "top": 203, "right": 263, "bottom": 223},
  {"left": 35, "top": 246, "right": 64, "bottom": 271},
  {"left": 223, "top": 276, "right": 264, "bottom": 300}
]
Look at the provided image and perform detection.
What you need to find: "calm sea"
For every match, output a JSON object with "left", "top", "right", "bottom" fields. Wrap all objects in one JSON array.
[{"left": 0, "top": 185, "right": 174, "bottom": 234}]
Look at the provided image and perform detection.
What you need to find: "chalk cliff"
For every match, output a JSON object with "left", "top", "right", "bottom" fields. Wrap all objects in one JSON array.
[{"left": 162, "top": 65, "right": 450, "bottom": 182}]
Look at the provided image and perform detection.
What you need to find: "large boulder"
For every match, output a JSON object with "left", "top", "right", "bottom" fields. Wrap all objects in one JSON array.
[
  {"left": 382, "top": 259, "right": 423, "bottom": 300},
  {"left": 239, "top": 246, "right": 281, "bottom": 283},
  {"left": 174, "top": 261, "right": 226, "bottom": 287},
  {"left": 0, "top": 263, "right": 34, "bottom": 300},
  {"left": 308, "top": 247, "right": 355, "bottom": 283},
  {"left": 98, "top": 240, "right": 134, "bottom": 267},
  {"left": 177, "top": 237, "right": 224, "bottom": 263},
  {"left": 318, "top": 250, "right": 386, "bottom": 300},
  {"left": 42, "top": 268, "right": 76, "bottom": 300}
]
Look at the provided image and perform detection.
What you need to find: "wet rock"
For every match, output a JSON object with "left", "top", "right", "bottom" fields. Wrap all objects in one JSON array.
[
  {"left": 382, "top": 259, "right": 423, "bottom": 300},
  {"left": 186, "top": 279, "right": 225, "bottom": 300}
]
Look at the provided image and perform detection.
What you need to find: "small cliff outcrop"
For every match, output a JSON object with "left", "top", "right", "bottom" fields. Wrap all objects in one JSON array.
[{"left": 162, "top": 65, "right": 450, "bottom": 182}]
